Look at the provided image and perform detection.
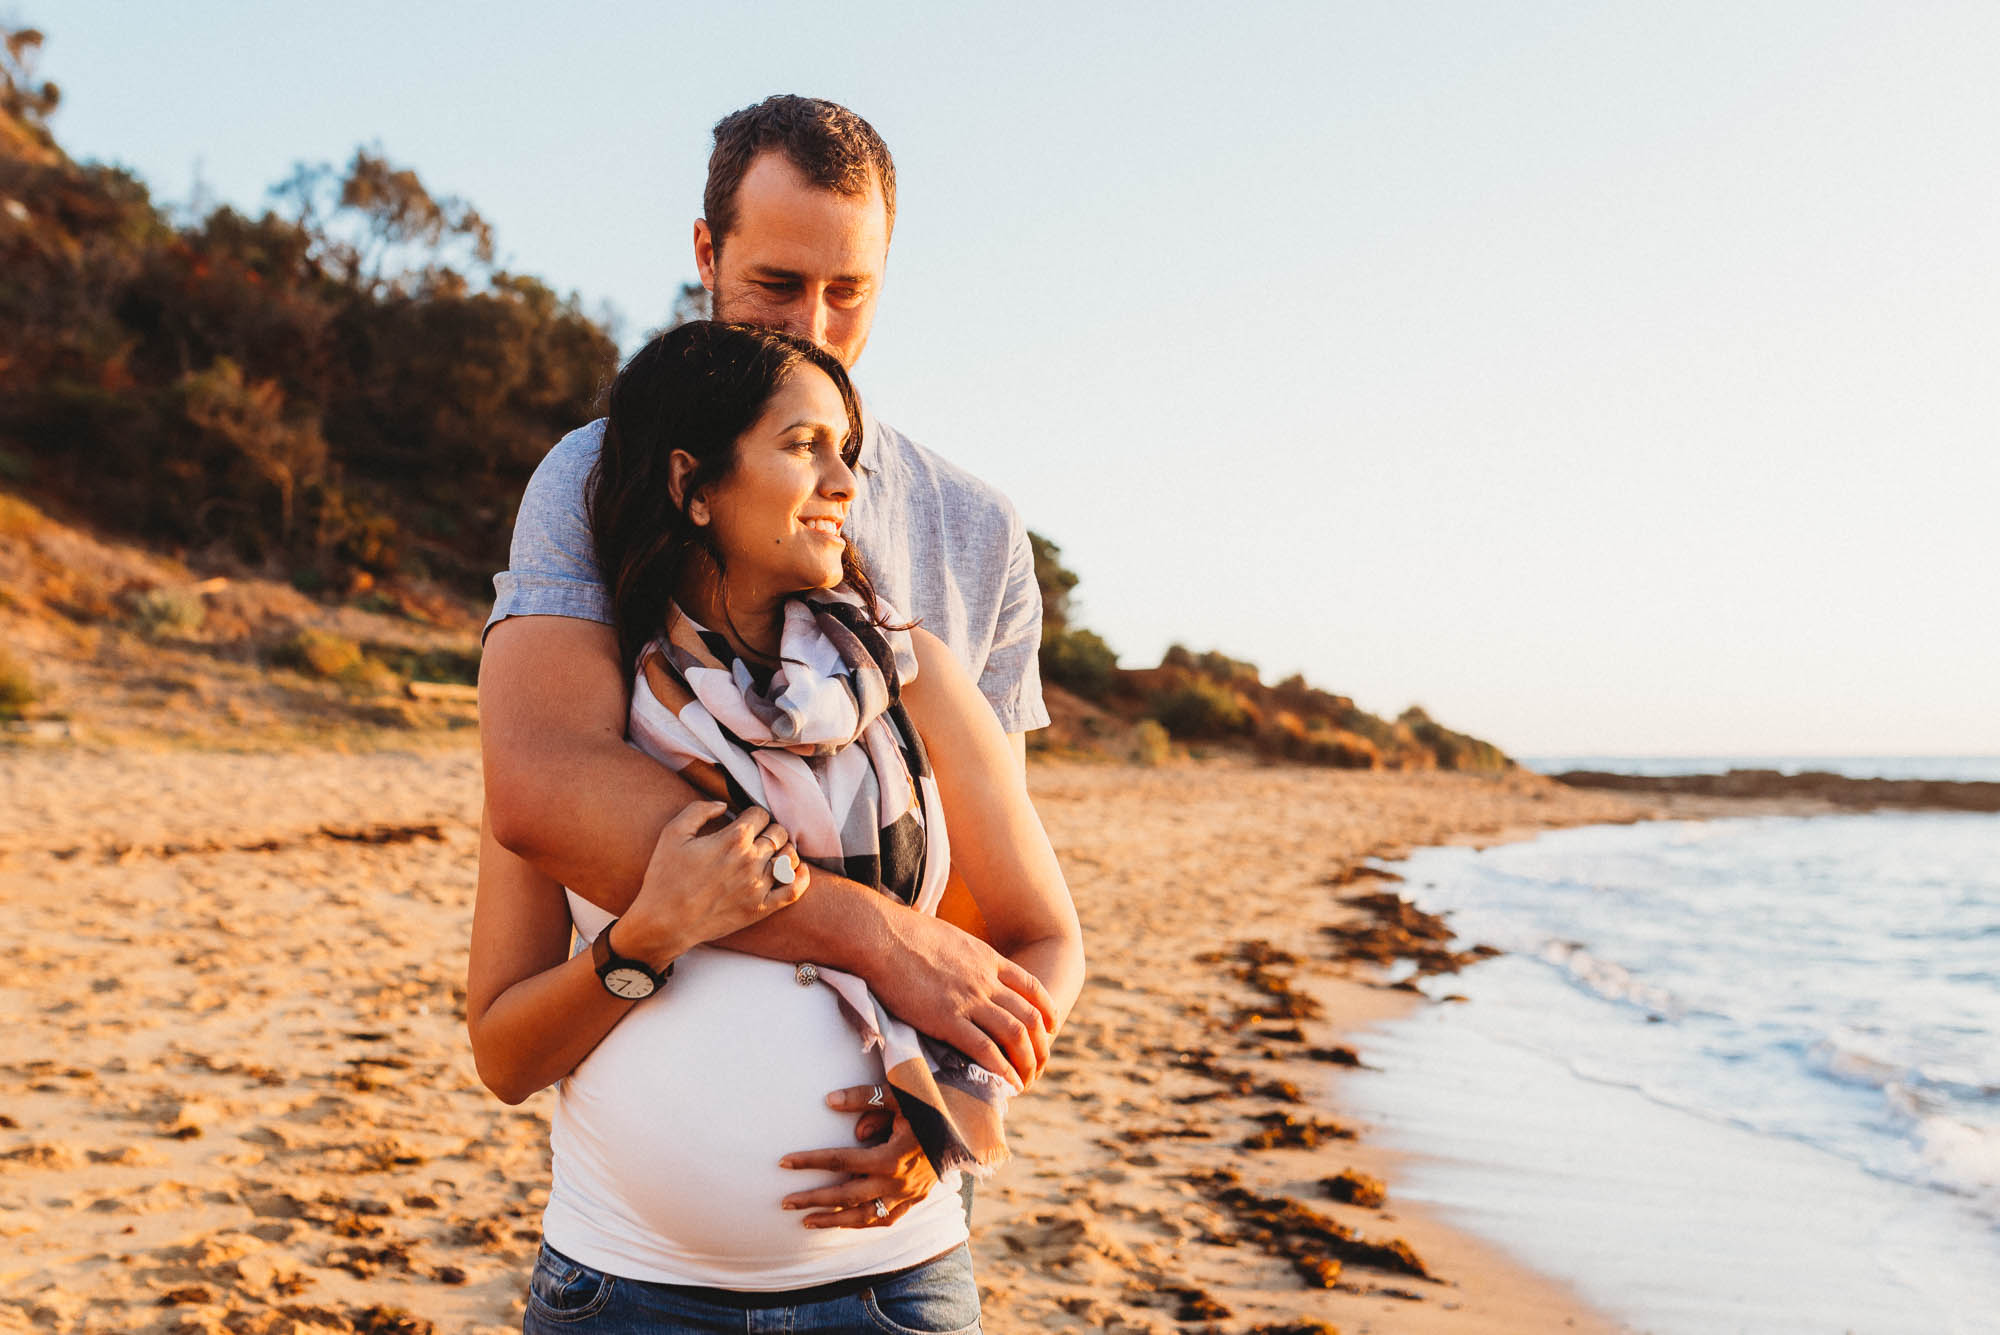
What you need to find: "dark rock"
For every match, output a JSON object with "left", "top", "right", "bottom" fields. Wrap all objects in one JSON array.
[
  {"left": 1204, "top": 1184, "right": 1433, "bottom": 1281},
  {"left": 1292, "top": 1255, "right": 1343, "bottom": 1287},
  {"left": 1241, "top": 1112, "right": 1356, "bottom": 1150},
  {"left": 1302, "top": 1045, "right": 1362, "bottom": 1066},
  {"left": 1161, "top": 1285, "right": 1232, "bottom": 1320},
  {"left": 1321, "top": 1169, "right": 1387, "bottom": 1208}
]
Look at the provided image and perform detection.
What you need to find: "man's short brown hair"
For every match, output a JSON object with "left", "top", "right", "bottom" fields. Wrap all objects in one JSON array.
[{"left": 704, "top": 95, "right": 896, "bottom": 254}]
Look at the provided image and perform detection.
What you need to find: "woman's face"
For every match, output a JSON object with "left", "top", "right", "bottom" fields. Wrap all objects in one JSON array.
[{"left": 696, "top": 363, "right": 858, "bottom": 600}]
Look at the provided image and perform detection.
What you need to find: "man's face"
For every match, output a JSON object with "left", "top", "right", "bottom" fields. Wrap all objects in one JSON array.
[{"left": 694, "top": 151, "right": 890, "bottom": 371}]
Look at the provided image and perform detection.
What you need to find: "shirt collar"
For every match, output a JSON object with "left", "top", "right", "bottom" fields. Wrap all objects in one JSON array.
[{"left": 854, "top": 393, "right": 880, "bottom": 476}]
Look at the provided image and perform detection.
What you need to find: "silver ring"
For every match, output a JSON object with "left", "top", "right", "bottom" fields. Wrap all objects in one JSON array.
[
  {"left": 769, "top": 852, "right": 795, "bottom": 885},
  {"left": 872, "top": 1197, "right": 888, "bottom": 1219},
  {"left": 867, "top": 1085, "right": 886, "bottom": 1108},
  {"left": 794, "top": 961, "right": 818, "bottom": 988}
]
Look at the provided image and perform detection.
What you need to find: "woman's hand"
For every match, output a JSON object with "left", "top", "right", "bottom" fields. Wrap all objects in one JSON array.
[
  {"left": 778, "top": 1084, "right": 940, "bottom": 1228},
  {"left": 615, "top": 802, "right": 808, "bottom": 965}
]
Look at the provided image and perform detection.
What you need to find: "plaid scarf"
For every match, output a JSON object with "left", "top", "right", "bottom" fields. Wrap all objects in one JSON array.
[{"left": 626, "top": 586, "right": 1012, "bottom": 1179}]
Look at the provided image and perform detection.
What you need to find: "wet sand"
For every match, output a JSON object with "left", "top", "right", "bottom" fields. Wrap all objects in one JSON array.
[{"left": 2, "top": 744, "right": 1653, "bottom": 1333}]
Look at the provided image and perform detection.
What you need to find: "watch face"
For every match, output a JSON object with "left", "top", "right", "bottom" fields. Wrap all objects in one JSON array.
[{"left": 603, "top": 967, "right": 656, "bottom": 1000}]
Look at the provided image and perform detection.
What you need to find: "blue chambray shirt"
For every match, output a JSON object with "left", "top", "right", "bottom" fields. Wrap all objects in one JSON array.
[{"left": 485, "top": 405, "right": 1050, "bottom": 734}]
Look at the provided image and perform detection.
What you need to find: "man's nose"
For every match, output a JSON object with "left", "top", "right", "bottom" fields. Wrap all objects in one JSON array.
[{"left": 788, "top": 296, "right": 831, "bottom": 352}]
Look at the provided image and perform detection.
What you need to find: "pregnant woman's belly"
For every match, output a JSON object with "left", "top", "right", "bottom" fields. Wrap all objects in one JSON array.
[{"left": 543, "top": 944, "right": 964, "bottom": 1287}]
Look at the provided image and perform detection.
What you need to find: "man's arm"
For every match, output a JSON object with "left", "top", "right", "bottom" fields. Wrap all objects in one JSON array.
[{"left": 479, "top": 614, "right": 1053, "bottom": 1084}]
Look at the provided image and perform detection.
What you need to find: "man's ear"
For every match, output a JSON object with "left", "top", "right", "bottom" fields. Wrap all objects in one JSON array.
[
  {"left": 668, "top": 449, "right": 709, "bottom": 525},
  {"left": 693, "top": 219, "right": 718, "bottom": 292}
]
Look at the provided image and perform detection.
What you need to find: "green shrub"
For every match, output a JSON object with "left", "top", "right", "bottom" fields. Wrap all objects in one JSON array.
[
  {"left": 0, "top": 648, "right": 38, "bottom": 718},
  {"left": 1256, "top": 709, "right": 1310, "bottom": 759},
  {"left": 1336, "top": 708, "right": 1400, "bottom": 751},
  {"left": 1194, "top": 649, "right": 1260, "bottom": 687},
  {"left": 1131, "top": 718, "right": 1172, "bottom": 766},
  {"left": 1041, "top": 627, "right": 1118, "bottom": 701},
  {"left": 1150, "top": 676, "right": 1253, "bottom": 740},
  {"left": 277, "top": 628, "right": 364, "bottom": 679},
  {"left": 128, "top": 586, "right": 206, "bottom": 638},
  {"left": 1399, "top": 706, "right": 1510, "bottom": 772},
  {"left": 1161, "top": 644, "right": 1260, "bottom": 687},
  {"left": 1302, "top": 727, "right": 1380, "bottom": 769},
  {"left": 365, "top": 643, "right": 481, "bottom": 686}
]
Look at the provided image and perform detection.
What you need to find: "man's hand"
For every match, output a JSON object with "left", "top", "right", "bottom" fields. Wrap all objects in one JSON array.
[
  {"left": 779, "top": 1085, "right": 937, "bottom": 1229},
  {"left": 873, "top": 911, "right": 1055, "bottom": 1090}
]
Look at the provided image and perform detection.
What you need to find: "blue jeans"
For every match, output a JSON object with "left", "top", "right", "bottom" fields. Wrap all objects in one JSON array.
[{"left": 522, "top": 1241, "right": 982, "bottom": 1334}]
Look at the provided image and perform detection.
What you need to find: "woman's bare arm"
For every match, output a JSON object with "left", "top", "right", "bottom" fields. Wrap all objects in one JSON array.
[
  {"left": 465, "top": 801, "right": 805, "bottom": 1105},
  {"left": 901, "top": 628, "right": 1086, "bottom": 1056}
]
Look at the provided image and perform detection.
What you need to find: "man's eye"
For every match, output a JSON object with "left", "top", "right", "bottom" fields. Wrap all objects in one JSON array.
[{"left": 760, "top": 281, "right": 798, "bottom": 295}]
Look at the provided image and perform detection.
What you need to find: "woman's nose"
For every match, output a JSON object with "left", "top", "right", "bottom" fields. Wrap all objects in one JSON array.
[{"left": 821, "top": 450, "right": 856, "bottom": 500}]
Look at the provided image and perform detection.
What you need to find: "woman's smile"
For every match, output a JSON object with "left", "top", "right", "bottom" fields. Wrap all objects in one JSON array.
[{"left": 696, "top": 362, "right": 859, "bottom": 609}]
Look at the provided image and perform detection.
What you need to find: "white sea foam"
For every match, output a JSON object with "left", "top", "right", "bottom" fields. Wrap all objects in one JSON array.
[
  {"left": 1345, "top": 808, "right": 2000, "bottom": 1332},
  {"left": 1537, "top": 938, "right": 1683, "bottom": 1017}
]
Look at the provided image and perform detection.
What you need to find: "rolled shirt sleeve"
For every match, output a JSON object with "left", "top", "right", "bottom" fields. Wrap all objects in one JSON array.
[
  {"left": 978, "top": 516, "right": 1051, "bottom": 734},
  {"left": 484, "top": 421, "right": 614, "bottom": 639}
]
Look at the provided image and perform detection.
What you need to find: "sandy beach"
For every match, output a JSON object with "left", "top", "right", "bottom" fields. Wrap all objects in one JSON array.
[{"left": 1, "top": 741, "right": 1657, "bottom": 1334}]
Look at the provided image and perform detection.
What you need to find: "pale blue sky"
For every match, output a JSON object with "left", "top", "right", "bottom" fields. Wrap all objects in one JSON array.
[{"left": 26, "top": 2, "right": 1999, "bottom": 756}]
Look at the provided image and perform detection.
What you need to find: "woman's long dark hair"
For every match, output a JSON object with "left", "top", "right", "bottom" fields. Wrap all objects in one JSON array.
[{"left": 589, "top": 320, "right": 890, "bottom": 673}]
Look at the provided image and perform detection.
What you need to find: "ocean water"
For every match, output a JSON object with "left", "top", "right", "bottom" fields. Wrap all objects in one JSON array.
[{"left": 1336, "top": 806, "right": 2000, "bottom": 1334}]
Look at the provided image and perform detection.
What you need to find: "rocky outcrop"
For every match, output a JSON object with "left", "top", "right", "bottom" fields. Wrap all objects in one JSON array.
[{"left": 1551, "top": 769, "right": 2000, "bottom": 813}]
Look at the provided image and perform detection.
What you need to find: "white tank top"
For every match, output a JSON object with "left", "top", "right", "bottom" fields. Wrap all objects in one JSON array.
[{"left": 541, "top": 895, "right": 967, "bottom": 1288}]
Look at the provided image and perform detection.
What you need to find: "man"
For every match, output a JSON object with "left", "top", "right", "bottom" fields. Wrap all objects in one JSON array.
[{"left": 478, "top": 96, "right": 1053, "bottom": 1221}]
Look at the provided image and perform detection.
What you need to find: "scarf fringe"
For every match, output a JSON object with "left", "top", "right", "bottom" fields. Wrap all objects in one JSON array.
[
  {"left": 954, "top": 1061, "right": 1021, "bottom": 1096},
  {"left": 937, "top": 1143, "right": 1010, "bottom": 1183}
]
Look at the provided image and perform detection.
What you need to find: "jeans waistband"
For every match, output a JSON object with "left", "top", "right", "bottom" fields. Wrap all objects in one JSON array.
[{"left": 622, "top": 1243, "right": 963, "bottom": 1310}]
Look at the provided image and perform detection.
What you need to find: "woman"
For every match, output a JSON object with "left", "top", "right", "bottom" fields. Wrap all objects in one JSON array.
[{"left": 466, "top": 321, "right": 1084, "bottom": 1332}]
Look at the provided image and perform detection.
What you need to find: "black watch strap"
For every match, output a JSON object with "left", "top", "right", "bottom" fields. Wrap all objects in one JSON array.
[{"left": 591, "top": 918, "right": 671, "bottom": 998}]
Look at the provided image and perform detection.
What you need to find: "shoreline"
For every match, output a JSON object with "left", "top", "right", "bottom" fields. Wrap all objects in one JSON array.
[
  {"left": 2, "top": 743, "right": 1678, "bottom": 1333},
  {"left": 992, "top": 760, "right": 1652, "bottom": 1334},
  {"left": 1341, "top": 815, "right": 2000, "bottom": 1334}
]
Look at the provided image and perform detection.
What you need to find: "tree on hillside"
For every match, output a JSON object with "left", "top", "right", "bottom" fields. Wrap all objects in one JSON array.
[
  {"left": 1, "top": 27, "right": 58, "bottom": 141},
  {"left": 0, "top": 36, "right": 617, "bottom": 589},
  {"left": 1028, "top": 531, "right": 1120, "bottom": 699},
  {"left": 667, "top": 281, "right": 711, "bottom": 329},
  {"left": 271, "top": 148, "right": 495, "bottom": 298},
  {"left": 1029, "top": 531, "right": 1078, "bottom": 637}
]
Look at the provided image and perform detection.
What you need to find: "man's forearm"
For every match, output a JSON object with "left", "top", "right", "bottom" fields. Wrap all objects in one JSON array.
[
  {"left": 485, "top": 732, "right": 695, "bottom": 910},
  {"left": 488, "top": 731, "right": 918, "bottom": 976}
]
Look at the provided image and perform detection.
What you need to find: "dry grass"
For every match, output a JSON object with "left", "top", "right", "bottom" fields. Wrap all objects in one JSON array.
[
  {"left": 0, "top": 645, "right": 38, "bottom": 718},
  {"left": 0, "top": 490, "right": 45, "bottom": 538}
]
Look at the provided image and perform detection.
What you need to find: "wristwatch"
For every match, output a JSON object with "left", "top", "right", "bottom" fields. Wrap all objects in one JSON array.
[{"left": 591, "top": 918, "right": 672, "bottom": 1000}]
